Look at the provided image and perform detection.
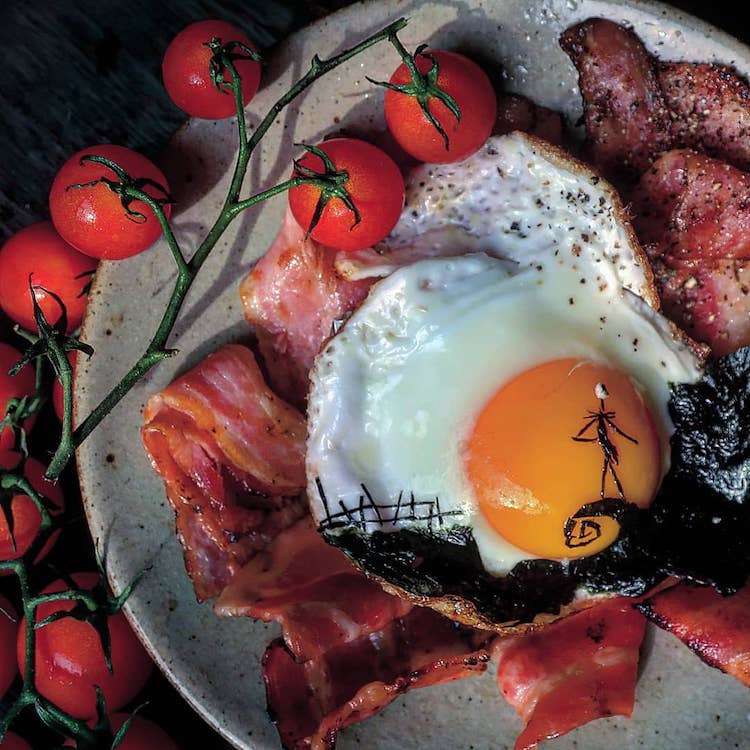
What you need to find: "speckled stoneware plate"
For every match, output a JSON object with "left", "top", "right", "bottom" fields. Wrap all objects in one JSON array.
[{"left": 76, "top": 1, "right": 750, "bottom": 748}]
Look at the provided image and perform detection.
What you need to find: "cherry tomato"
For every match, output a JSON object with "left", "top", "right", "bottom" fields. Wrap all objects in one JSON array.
[
  {"left": 288, "top": 138, "right": 405, "bottom": 252},
  {"left": 63, "top": 713, "right": 179, "bottom": 750},
  {"left": 0, "top": 452, "right": 64, "bottom": 567},
  {"left": 0, "top": 594, "right": 18, "bottom": 700},
  {"left": 52, "top": 351, "right": 77, "bottom": 423},
  {"left": 0, "top": 343, "right": 36, "bottom": 451},
  {"left": 0, "top": 732, "right": 32, "bottom": 750},
  {"left": 0, "top": 222, "right": 97, "bottom": 334},
  {"left": 384, "top": 49, "right": 497, "bottom": 163},
  {"left": 49, "top": 145, "right": 171, "bottom": 260},
  {"left": 17, "top": 572, "right": 154, "bottom": 719},
  {"left": 162, "top": 19, "right": 261, "bottom": 119}
]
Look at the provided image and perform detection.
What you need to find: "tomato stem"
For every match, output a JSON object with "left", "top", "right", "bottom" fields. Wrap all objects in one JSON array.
[
  {"left": 0, "top": 341, "right": 46, "bottom": 456},
  {"left": 68, "top": 155, "right": 174, "bottom": 225},
  {"left": 367, "top": 39, "right": 462, "bottom": 151},
  {"left": 206, "top": 37, "right": 262, "bottom": 99},
  {"left": 42, "top": 16, "right": 408, "bottom": 481},
  {"left": 292, "top": 142, "right": 362, "bottom": 238}
]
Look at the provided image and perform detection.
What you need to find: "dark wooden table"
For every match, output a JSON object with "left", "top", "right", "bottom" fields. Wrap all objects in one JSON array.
[{"left": 0, "top": 0, "right": 745, "bottom": 748}]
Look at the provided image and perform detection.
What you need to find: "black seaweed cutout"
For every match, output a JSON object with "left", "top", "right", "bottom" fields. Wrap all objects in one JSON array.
[{"left": 315, "top": 478, "right": 462, "bottom": 533}]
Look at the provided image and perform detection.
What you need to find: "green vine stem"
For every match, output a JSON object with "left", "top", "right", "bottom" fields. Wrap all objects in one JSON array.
[{"left": 44, "top": 16, "right": 408, "bottom": 481}]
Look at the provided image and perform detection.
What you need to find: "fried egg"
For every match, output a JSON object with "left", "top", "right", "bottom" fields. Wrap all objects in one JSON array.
[{"left": 306, "top": 133, "right": 704, "bottom": 625}]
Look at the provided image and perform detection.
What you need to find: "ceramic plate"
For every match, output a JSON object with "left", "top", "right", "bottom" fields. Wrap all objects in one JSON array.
[{"left": 76, "top": 1, "right": 750, "bottom": 748}]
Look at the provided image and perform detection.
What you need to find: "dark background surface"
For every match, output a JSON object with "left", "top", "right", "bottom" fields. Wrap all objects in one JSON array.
[{"left": 0, "top": 1, "right": 745, "bottom": 748}]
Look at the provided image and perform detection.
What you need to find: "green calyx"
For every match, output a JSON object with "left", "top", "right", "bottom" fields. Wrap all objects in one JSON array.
[
  {"left": 67, "top": 154, "right": 173, "bottom": 224},
  {"left": 292, "top": 142, "right": 361, "bottom": 239},
  {"left": 205, "top": 36, "right": 262, "bottom": 97},
  {"left": 368, "top": 42, "right": 461, "bottom": 151}
]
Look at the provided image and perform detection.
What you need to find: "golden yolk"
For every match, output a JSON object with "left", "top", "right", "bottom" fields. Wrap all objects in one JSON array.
[{"left": 463, "top": 359, "right": 661, "bottom": 559}]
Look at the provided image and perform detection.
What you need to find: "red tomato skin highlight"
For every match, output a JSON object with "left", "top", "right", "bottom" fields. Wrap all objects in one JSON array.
[
  {"left": 288, "top": 138, "right": 405, "bottom": 252},
  {"left": 0, "top": 732, "right": 32, "bottom": 750},
  {"left": 0, "top": 222, "right": 97, "bottom": 333},
  {"left": 384, "top": 50, "right": 497, "bottom": 163},
  {"left": 162, "top": 19, "right": 261, "bottom": 119},
  {"left": 0, "top": 452, "right": 65, "bottom": 567},
  {"left": 16, "top": 572, "right": 154, "bottom": 719},
  {"left": 0, "top": 594, "right": 18, "bottom": 700},
  {"left": 0, "top": 342, "right": 36, "bottom": 451},
  {"left": 49, "top": 145, "right": 171, "bottom": 260}
]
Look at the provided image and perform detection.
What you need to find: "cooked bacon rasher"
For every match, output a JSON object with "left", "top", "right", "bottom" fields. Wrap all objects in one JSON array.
[
  {"left": 640, "top": 582, "right": 750, "bottom": 687},
  {"left": 561, "top": 18, "right": 750, "bottom": 184},
  {"left": 562, "top": 18, "right": 750, "bottom": 356},
  {"left": 239, "top": 207, "right": 373, "bottom": 409},
  {"left": 494, "top": 598, "right": 647, "bottom": 750},
  {"left": 494, "top": 93, "right": 565, "bottom": 147},
  {"left": 141, "top": 344, "right": 307, "bottom": 600},
  {"left": 631, "top": 150, "right": 750, "bottom": 268},
  {"left": 630, "top": 149, "right": 750, "bottom": 354},
  {"left": 215, "top": 517, "right": 412, "bottom": 661},
  {"left": 560, "top": 18, "right": 672, "bottom": 183},
  {"left": 263, "top": 606, "right": 493, "bottom": 750},
  {"left": 659, "top": 62, "right": 750, "bottom": 173}
]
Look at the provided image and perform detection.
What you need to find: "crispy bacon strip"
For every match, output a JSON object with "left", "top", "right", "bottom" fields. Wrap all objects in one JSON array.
[
  {"left": 639, "top": 582, "right": 750, "bottom": 686},
  {"left": 561, "top": 20, "right": 750, "bottom": 183},
  {"left": 650, "top": 258, "right": 750, "bottom": 356},
  {"left": 215, "top": 517, "right": 412, "bottom": 661},
  {"left": 494, "top": 93, "right": 565, "bottom": 146},
  {"left": 264, "top": 606, "right": 493, "bottom": 750},
  {"left": 493, "top": 598, "right": 646, "bottom": 750},
  {"left": 631, "top": 150, "right": 750, "bottom": 266},
  {"left": 631, "top": 150, "right": 750, "bottom": 354},
  {"left": 141, "top": 344, "right": 307, "bottom": 600},
  {"left": 560, "top": 18, "right": 671, "bottom": 182},
  {"left": 659, "top": 62, "right": 750, "bottom": 173},
  {"left": 240, "top": 207, "right": 373, "bottom": 408}
]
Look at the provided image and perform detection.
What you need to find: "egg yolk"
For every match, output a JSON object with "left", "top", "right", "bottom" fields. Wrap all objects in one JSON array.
[{"left": 463, "top": 359, "right": 661, "bottom": 559}]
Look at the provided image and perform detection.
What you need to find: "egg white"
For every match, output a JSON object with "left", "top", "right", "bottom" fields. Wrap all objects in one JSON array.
[{"left": 307, "top": 133, "right": 703, "bottom": 578}]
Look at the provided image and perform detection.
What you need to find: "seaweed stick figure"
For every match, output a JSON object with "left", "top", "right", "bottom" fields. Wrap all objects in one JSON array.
[{"left": 571, "top": 382, "right": 638, "bottom": 500}]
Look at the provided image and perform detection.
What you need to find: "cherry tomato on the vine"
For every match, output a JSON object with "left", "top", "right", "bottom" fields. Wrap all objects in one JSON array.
[
  {"left": 0, "top": 342, "right": 36, "bottom": 451},
  {"left": 288, "top": 138, "right": 405, "bottom": 252},
  {"left": 0, "top": 594, "right": 18, "bottom": 700},
  {"left": 49, "top": 145, "right": 171, "bottom": 261},
  {"left": 0, "top": 452, "right": 65, "bottom": 567},
  {"left": 0, "top": 732, "right": 32, "bottom": 750},
  {"left": 384, "top": 49, "right": 497, "bottom": 164},
  {"left": 62, "top": 713, "right": 179, "bottom": 750},
  {"left": 0, "top": 222, "right": 97, "bottom": 333},
  {"left": 162, "top": 19, "right": 261, "bottom": 119},
  {"left": 17, "top": 572, "right": 154, "bottom": 719}
]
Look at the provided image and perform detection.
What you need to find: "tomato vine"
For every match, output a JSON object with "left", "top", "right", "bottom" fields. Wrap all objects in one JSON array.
[
  {"left": 0, "top": 15, "right": 455, "bottom": 747},
  {"left": 44, "top": 16, "right": 409, "bottom": 481}
]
